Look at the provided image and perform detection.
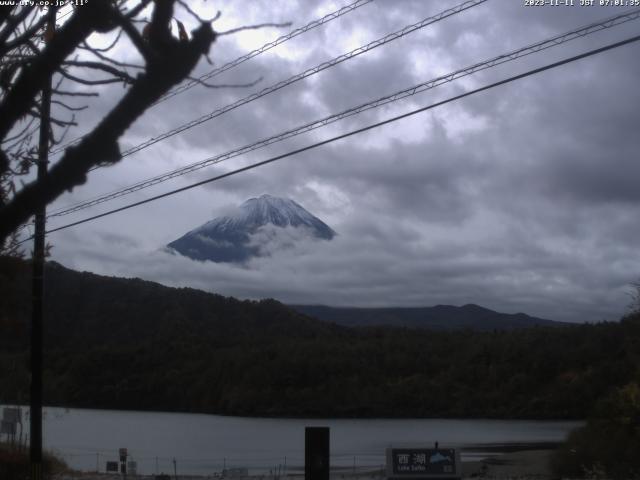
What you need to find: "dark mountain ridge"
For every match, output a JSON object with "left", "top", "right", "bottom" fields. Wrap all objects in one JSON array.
[
  {"left": 291, "top": 304, "right": 566, "bottom": 331},
  {"left": 0, "top": 257, "right": 343, "bottom": 354}
]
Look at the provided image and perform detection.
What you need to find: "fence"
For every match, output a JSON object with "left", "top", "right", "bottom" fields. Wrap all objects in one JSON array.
[{"left": 50, "top": 450, "right": 388, "bottom": 478}]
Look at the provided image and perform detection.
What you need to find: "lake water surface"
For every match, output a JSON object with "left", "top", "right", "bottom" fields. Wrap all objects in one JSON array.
[{"left": 6, "top": 406, "right": 582, "bottom": 475}]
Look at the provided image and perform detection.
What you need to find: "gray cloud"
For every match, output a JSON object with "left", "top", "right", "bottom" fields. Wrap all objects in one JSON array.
[{"left": 41, "top": 0, "right": 640, "bottom": 324}]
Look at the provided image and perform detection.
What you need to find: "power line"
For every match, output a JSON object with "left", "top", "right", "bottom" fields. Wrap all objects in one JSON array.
[
  {"left": 32, "top": 33, "right": 640, "bottom": 241},
  {"left": 49, "top": 0, "right": 373, "bottom": 156},
  {"left": 49, "top": 0, "right": 487, "bottom": 161},
  {"left": 47, "top": 8, "right": 640, "bottom": 219},
  {"left": 48, "top": 0, "right": 488, "bottom": 216},
  {"left": 156, "top": 0, "right": 374, "bottom": 105},
  {"left": 115, "top": 0, "right": 486, "bottom": 158}
]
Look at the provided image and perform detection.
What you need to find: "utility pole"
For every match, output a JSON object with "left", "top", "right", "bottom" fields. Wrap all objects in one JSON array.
[{"left": 30, "top": 8, "right": 54, "bottom": 480}]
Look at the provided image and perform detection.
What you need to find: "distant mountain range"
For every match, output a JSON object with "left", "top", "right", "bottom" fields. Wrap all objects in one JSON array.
[
  {"left": 167, "top": 194, "right": 335, "bottom": 263},
  {"left": 291, "top": 304, "right": 566, "bottom": 331}
]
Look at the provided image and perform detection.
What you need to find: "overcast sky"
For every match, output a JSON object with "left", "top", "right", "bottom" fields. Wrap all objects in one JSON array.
[{"left": 36, "top": 0, "right": 640, "bottom": 323}]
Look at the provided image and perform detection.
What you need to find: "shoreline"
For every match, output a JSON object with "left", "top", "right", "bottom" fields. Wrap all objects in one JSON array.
[
  {"left": 462, "top": 449, "right": 554, "bottom": 479},
  {"left": 1, "top": 403, "right": 585, "bottom": 421},
  {"left": 50, "top": 444, "right": 557, "bottom": 480}
]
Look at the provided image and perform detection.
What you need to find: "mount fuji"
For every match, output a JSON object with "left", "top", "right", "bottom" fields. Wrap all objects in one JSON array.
[{"left": 167, "top": 194, "right": 336, "bottom": 263}]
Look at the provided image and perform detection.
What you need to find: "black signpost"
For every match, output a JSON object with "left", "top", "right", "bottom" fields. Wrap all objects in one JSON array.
[
  {"left": 386, "top": 447, "right": 461, "bottom": 480},
  {"left": 305, "top": 427, "right": 329, "bottom": 480},
  {"left": 119, "top": 448, "right": 128, "bottom": 479}
]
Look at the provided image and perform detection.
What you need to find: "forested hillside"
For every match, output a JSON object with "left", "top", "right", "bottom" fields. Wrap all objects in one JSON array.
[{"left": 1, "top": 257, "right": 639, "bottom": 419}]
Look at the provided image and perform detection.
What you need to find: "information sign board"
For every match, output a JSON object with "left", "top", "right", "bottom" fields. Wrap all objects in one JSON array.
[{"left": 386, "top": 448, "right": 461, "bottom": 480}]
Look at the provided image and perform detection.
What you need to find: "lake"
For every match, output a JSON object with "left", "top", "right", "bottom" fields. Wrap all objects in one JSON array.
[{"left": 5, "top": 406, "right": 582, "bottom": 475}]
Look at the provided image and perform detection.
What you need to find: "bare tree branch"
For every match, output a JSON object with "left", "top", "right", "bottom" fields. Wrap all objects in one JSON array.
[
  {"left": 51, "top": 89, "right": 99, "bottom": 97},
  {"left": 0, "top": 6, "right": 33, "bottom": 46},
  {"left": 0, "top": 13, "right": 47, "bottom": 57},
  {"left": 217, "top": 22, "right": 293, "bottom": 36},
  {"left": 0, "top": 0, "right": 283, "bottom": 247},
  {"left": 111, "top": 8, "right": 154, "bottom": 63},
  {"left": 177, "top": 0, "right": 220, "bottom": 24},
  {"left": 59, "top": 68, "right": 131, "bottom": 86},
  {"left": 76, "top": 48, "right": 145, "bottom": 71},
  {"left": 125, "top": 0, "right": 153, "bottom": 20},
  {"left": 1, "top": 116, "right": 36, "bottom": 144},
  {"left": 0, "top": 4, "right": 116, "bottom": 143},
  {"left": 62, "top": 59, "right": 138, "bottom": 82},
  {"left": 0, "top": 15, "right": 217, "bottom": 240},
  {"left": 80, "top": 28, "right": 123, "bottom": 53}
]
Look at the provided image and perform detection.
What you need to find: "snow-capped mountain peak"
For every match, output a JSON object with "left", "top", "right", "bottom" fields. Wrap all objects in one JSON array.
[{"left": 167, "top": 195, "right": 335, "bottom": 263}]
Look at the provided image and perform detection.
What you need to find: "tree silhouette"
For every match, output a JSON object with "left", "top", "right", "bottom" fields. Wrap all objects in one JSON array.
[{"left": 0, "top": 1, "right": 236, "bottom": 247}]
